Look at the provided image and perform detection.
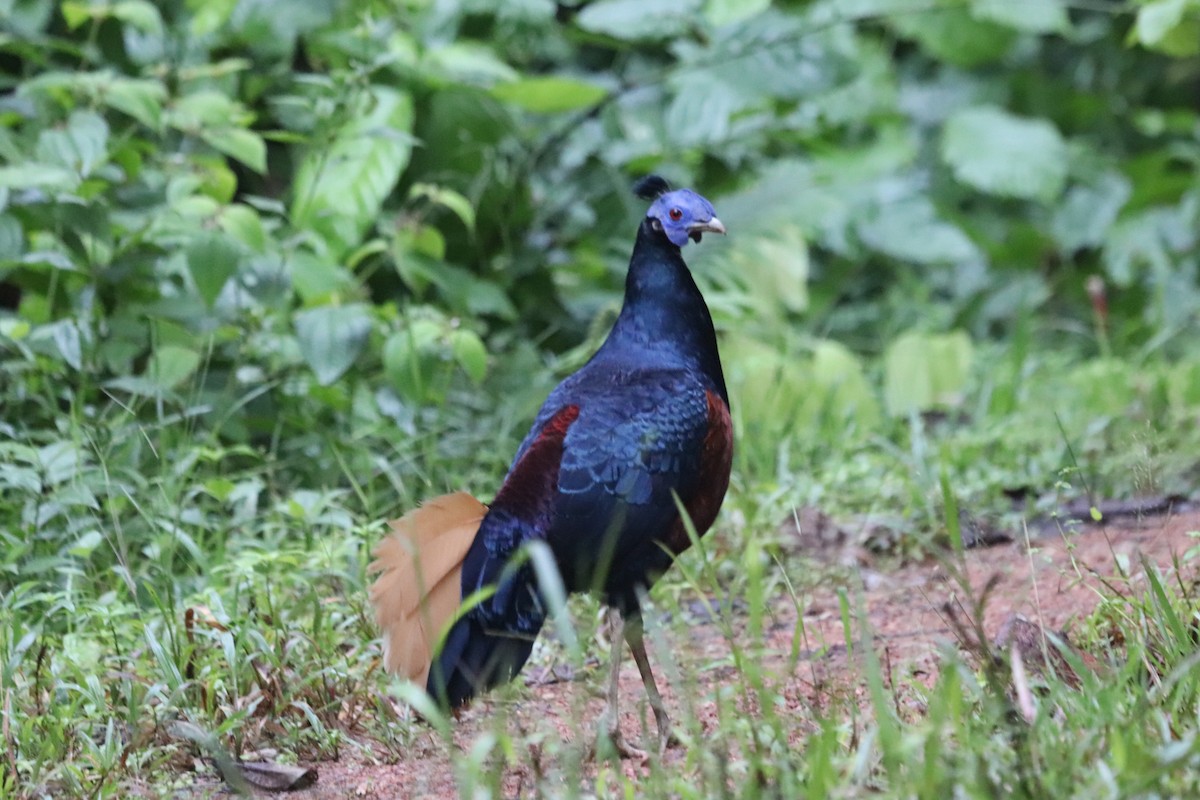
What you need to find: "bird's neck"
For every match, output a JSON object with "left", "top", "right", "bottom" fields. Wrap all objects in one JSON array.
[{"left": 598, "top": 220, "right": 728, "bottom": 401}]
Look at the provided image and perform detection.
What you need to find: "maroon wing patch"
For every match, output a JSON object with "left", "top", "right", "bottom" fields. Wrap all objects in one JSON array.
[
  {"left": 666, "top": 390, "right": 733, "bottom": 553},
  {"left": 490, "top": 405, "right": 580, "bottom": 520}
]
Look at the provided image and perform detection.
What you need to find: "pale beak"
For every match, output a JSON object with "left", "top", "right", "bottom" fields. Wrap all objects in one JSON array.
[
  {"left": 687, "top": 216, "right": 726, "bottom": 242},
  {"left": 689, "top": 216, "right": 726, "bottom": 235}
]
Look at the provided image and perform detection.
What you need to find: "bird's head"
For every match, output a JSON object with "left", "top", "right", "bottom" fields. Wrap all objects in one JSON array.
[{"left": 634, "top": 175, "right": 726, "bottom": 248}]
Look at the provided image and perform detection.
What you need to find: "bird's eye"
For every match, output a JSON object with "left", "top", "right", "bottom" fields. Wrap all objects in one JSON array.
[{"left": 669, "top": 208, "right": 683, "bottom": 221}]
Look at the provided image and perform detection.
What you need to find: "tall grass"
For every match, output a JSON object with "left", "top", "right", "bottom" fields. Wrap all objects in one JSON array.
[{"left": 2, "top": 342, "right": 1199, "bottom": 797}]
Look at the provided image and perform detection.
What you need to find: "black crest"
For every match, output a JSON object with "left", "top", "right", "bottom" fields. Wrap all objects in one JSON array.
[{"left": 633, "top": 174, "right": 671, "bottom": 200}]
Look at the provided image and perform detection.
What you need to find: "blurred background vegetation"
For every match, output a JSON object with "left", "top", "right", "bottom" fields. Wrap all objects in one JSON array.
[
  {"left": 2, "top": 0, "right": 1200, "bottom": 794},
  {"left": 4, "top": 0, "right": 1198, "bottom": 510}
]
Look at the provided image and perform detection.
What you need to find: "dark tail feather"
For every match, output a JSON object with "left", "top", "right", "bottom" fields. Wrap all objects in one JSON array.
[{"left": 428, "top": 616, "right": 540, "bottom": 709}]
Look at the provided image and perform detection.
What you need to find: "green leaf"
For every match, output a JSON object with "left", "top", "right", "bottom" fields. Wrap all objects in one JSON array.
[
  {"left": 62, "top": 634, "right": 103, "bottom": 667},
  {"left": 1051, "top": 172, "right": 1132, "bottom": 253},
  {"left": 1132, "top": 0, "right": 1200, "bottom": 55},
  {"left": 58, "top": 0, "right": 159, "bottom": 35},
  {"left": 61, "top": 1, "right": 91, "bottom": 29},
  {"left": 451, "top": 330, "right": 488, "bottom": 384},
  {"left": 186, "top": 232, "right": 243, "bottom": 306},
  {"left": 383, "top": 319, "right": 446, "bottom": 403},
  {"left": 858, "top": 199, "right": 981, "bottom": 265},
  {"left": 169, "top": 90, "right": 264, "bottom": 171},
  {"left": 200, "top": 127, "right": 267, "bottom": 174},
  {"left": 201, "top": 477, "right": 236, "bottom": 502},
  {"left": 2, "top": 0, "right": 54, "bottom": 38},
  {"left": 1132, "top": 0, "right": 1200, "bottom": 56},
  {"left": 37, "top": 441, "right": 86, "bottom": 485},
  {"left": 491, "top": 76, "right": 608, "bottom": 113},
  {"left": 422, "top": 43, "right": 520, "bottom": 85},
  {"left": 972, "top": 0, "right": 1068, "bottom": 33},
  {"left": 147, "top": 345, "right": 202, "bottom": 389},
  {"left": 727, "top": 226, "right": 811, "bottom": 315},
  {"left": 187, "top": 0, "right": 237, "bottom": 35},
  {"left": 883, "top": 330, "right": 974, "bottom": 416},
  {"left": 104, "top": 77, "right": 167, "bottom": 130},
  {"left": 401, "top": 224, "right": 446, "bottom": 261},
  {"left": 811, "top": 340, "right": 880, "bottom": 429},
  {"left": 103, "top": 376, "right": 171, "bottom": 398},
  {"left": 112, "top": 0, "right": 163, "bottom": 33},
  {"left": 675, "top": 9, "right": 856, "bottom": 108},
  {"left": 291, "top": 87, "right": 414, "bottom": 258},
  {"left": 295, "top": 304, "right": 372, "bottom": 385},
  {"left": 0, "top": 319, "right": 32, "bottom": 342},
  {"left": 217, "top": 204, "right": 267, "bottom": 252},
  {"left": 722, "top": 334, "right": 881, "bottom": 442},
  {"left": 1101, "top": 205, "right": 1191, "bottom": 287},
  {"left": 890, "top": 5, "right": 1015, "bottom": 67},
  {"left": 941, "top": 106, "right": 1067, "bottom": 202},
  {"left": 288, "top": 251, "right": 355, "bottom": 304},
  {"left": 447, "top": 270, "right": 518, "bottom": 320},
  {"left": 195, "top": 157, "right": 238, "bottom": 202},
  {"left": 664, "top": 75, "right": 741, "bottom": 147},
  {"left": 576, "top": 0, "right": 704, "bottom": 41},
  {"left": 68, "top": 530, "right": 105, "bottom": 558},
  {"left": 705, "top": 0, "right": 770, "bottom": 26},
  {"left": 1136, "top": 0, "right": 1188, "bottom": 43},
  {"left": 36, "top": 110, "right": 109, "bottom": 176},
  {"left": 408, "top": 183, "right": 476, "bottom": 233},
  {"left": 173, "top": 90, "right": 244, "bottom": 127},
  {"left": 0, "top": 214, "right": 24, "bottom": 260},
  {"left": 48, "top": 320, "right": 83, "bottom": 369},
  {"left": 1065, "top": 359, "right": 1137, "bottom": 415}
]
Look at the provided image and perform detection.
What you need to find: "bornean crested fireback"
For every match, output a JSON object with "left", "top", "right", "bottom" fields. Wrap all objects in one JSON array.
[{"left": 369, "top": 175, "right": 732, "bottom": 757}]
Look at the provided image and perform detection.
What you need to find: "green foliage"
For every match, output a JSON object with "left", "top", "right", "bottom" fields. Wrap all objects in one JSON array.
[
  {"left": 491, "top": 76, "right": 609, "bottom": 113},
  {"left": 291, "top": 87, "right": 414, "bottom": 258},
  {"left": 1132, "top": 0, "right": 1200, "bottom": 55},
  {"left": 941, "top": 106, "right": 1068, "bottom": 202},
  {"left": 1, "top": 0, "right": 1200, "bottom": 795},
  {"left": 883, "top": 330, "right": 973, "bottom": 417}
]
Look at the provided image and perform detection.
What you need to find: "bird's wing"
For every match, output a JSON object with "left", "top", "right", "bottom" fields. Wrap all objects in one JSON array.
[
  {"left": 423, "top": 405, "right": 580, "bottom": 707},
  {"left": 459, "top": 403, "right": 580, "bottom": 632},
  {"left": 508, "top": 370, "right": 586, "bottom": 468},
  {"left": 546, "top": 369, "right": 721, "bottom": 595},
  {"left": 458, "top": 368, "right": 722, "bottom": 617},
  {"left": 427, "top": 370, "right": 727, "bottom": 703},
  {"left": 557, "top": 370, "right": 710, "bottom": 506}
]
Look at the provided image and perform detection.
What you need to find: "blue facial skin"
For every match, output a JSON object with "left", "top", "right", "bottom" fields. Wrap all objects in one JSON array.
[{"left": 645, "top": 189, "right": 726, "bottom": 248}]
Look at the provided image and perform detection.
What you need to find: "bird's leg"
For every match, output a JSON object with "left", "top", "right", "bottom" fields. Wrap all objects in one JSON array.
[
  {"left": 623, "top": 614, "right": 677, "bottom": 755},
  {"left": 596, "top": 607, "right": 647, "bottom": 761},
  {"left": 603, "top": 606, "right": 623, "bottom": 740}
]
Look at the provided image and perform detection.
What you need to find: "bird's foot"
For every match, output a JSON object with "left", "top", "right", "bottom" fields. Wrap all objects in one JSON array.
[
  {"left": 651, "top": 707, "right": 683, "bottom": 756},
  {"left": 592, "top": 726, "right": 649, "bottom": 762},
  {"left": 657, "top": 726, "right": 683, "bottom": 756}
]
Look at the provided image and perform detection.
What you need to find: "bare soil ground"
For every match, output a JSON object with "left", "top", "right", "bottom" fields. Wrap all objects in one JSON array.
[{"left": 185, "top": 509, "right": 1200, "bottom": 798}]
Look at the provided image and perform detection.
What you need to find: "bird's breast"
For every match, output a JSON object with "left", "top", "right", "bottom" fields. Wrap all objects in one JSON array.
[{"left": 663, "top": 389, "right": 733, "bottom": 554}]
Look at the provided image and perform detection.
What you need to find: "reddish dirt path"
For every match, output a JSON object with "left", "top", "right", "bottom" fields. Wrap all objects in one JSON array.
[
  {"left": 788, "top": 509, "right": 1200, "bottom": 698},
  {"left": 186, "top": 509, "right": 1200, "bottom": 798}
]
